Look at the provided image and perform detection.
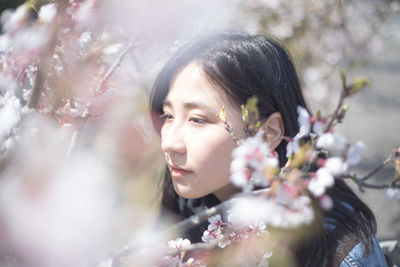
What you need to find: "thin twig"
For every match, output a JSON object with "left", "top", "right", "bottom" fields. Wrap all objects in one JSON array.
[
  {"left": 65, "top": 39, "right": 135, "bottom": 158},
  {"left": 168, "top": 204, "right": 227, "bottom": 235},
  {"left": 168, "top": 189, "right": 269, "bottom": 234},
  {"left": 361, "top": 156, "right": 392, "bottom": 181},
  {"left": 95, "top": 38, "right": 136, "bottom": 94},
  {"left": 325, "top": 91, "right": 344, "bottom": 132},
  {"left": 335, "top": 173, "right": 400, "bottom": 192}
]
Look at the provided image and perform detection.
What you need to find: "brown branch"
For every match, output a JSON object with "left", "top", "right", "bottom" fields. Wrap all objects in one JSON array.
[
  {"left": 335, "top": 173, "right": 400, "bottom": 192},
  {"left": 27, "top": 0, "right": 69, "bottom": 109},
  {"left": 361, "top": 156, "right": 392, "bottom": 181},
  {"left": 335, "top": 148, "right": 400, "bottom": 192},
  {"left": 168, "top": 204, "right": 227, "bottom": 235},
  {"left": 325, "top": 91, "right": 345, "bottom": 132},
  {"left": 168, "top": 189, "right": 269, "bottom": 234}
]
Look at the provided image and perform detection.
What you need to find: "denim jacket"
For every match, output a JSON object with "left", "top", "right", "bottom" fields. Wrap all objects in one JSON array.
[
  {"left": 324, "top": 201, "right": 388, "bottom": 266},
  {"left": 339, "top": 235, "right": 388, "bottom": 267}
]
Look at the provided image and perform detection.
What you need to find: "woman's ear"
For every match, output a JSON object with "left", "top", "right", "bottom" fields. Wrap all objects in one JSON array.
[{"left": 260, "top": 112, "right": 284, "bottom": 151}]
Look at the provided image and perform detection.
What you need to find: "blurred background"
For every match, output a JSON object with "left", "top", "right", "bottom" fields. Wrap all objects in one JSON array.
[{"left": 0, "top": 0, "right": 399, "bottom": 266}]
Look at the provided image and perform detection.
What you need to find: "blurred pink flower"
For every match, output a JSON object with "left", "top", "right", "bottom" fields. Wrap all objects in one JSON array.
[
  {"left": 202, "top": 214, "right": 224, "bottom": 244},
  {"left": 230, "top": 131, "right": 271, "bottom": 189}
]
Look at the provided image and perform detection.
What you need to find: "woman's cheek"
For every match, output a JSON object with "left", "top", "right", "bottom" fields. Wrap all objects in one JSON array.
[{"left": 198, "top": 134, "right": 236, "bottom": 172}]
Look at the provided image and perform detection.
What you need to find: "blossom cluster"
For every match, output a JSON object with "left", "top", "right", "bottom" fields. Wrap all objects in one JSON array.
[{"left": 1, "top": 1, "right": 398, "bottom": 267}]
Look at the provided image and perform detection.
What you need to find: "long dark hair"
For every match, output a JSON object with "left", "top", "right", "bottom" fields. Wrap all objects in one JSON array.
[{"left": 149, "top": 31, "right": 376, "bottom": 266}]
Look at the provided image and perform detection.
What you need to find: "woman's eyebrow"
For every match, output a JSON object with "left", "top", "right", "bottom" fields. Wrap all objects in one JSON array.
[{"left": 162, "top": 100, "right": 214, "bottom": 112}]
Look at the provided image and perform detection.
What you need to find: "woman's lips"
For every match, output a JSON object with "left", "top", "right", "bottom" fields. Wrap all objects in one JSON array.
[{"left": 170, "top": 167, "right": 192, "bottom": 178}]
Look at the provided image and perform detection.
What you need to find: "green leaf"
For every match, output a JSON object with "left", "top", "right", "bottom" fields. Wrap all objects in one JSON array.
[{"left": 348, "top": 77, "right": 370, "bottom": 95}]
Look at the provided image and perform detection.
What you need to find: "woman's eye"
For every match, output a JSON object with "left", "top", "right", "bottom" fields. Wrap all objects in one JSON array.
[
  {"left": 189, "top": 117, "right": 207, "bottom": 124},
  {"left": 160, "top": 113, "right": 173, "bottom": 121}
]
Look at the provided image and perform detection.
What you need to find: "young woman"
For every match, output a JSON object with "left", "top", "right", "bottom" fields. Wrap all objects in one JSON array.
[{"left": 149, "top": 31, "right": 387, "bottom": 266}]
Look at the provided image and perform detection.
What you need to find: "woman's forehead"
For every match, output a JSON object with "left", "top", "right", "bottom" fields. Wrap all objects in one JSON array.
[{"left": 165, "top": 62, "right": 235, "bottom": 110}]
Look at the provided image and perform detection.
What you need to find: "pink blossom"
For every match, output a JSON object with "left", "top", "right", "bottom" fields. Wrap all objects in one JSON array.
[
  {"left": 319, "top": 194, "right": 334, "bottom": 210},
  {"left": 230, "top": 131, "right": 271, "bottom": 189},
  {"left": 248, "top": 221, "right": 267, "bottom": 236},
  {"left": 207, "top": 214, "right": 222, "bottom": 230},
  {"left": 202, "top": 214, "right": 224, "bottom": 245}
]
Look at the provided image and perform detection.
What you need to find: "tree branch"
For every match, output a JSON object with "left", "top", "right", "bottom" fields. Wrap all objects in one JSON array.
[
  {"left": 95, "top": 38, "right": 136, "bottom": 94},
  {"left": 336, "top": 173, "right": 400, "bottom": 192},
  {"left": 65, "top": 39, "right": 136, "bottom": 158},
  {"left": 325, "top": 91, "right": 344, "bottom": 132},
  {"left": 27, "top": 0, "right": 69, "bottom": 109},
  {"left": 361, "top": 156, "right": 392, "bottom": 181}
]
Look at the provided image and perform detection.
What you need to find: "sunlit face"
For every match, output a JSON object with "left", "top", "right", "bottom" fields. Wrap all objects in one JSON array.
[{"left": 161, "top": 62, "right": 246, "bottom": 201}]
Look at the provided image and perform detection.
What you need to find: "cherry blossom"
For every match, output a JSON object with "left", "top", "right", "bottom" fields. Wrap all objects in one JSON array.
[
  {"left": 316, "top": 132, "right": 346, "bottom": 152},
  {"left": 168, "top": 237, "right": 191, "bottom": 250},
  {"left": 228, "top": 194, "right": 314, "bottom": 229},
  {"left": 386, "top": 188, "right": 400, "bottom": 200},
  {"left": 248, "top": 221, "right": 268, "bottom": 236},
  {"left": 230, "top": 131, "right": 272, "bottom": 189},
  {"left": 308, "top": 168, "right": 334, "bottom": 197},
  {"left": 202, "top": 214, "right": 226, "bottom": 247},
  {"left": 345, "top": 141, "right": 365, "bottom": 167},
  {"left": 286, "top": 136, "right": 300, "bottom": 158},
  {"left": 319, "top": 194, "right": 334, "bottom": 210},
  {"left": 38, "top": 3, "right": 57, "bottom": 23},
  {"left": 296, "top": 106, "right": 326, "bottom": 137},
  {"left": 323, "top": 157, "right": 345, "bottom": 176}
]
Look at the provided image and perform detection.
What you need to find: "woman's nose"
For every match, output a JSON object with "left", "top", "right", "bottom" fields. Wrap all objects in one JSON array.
[{"left": 161, "top": 127, "right": 186, "bottom": 155}]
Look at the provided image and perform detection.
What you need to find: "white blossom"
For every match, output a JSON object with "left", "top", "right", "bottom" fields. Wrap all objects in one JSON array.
[
  {"left": 228, "top": 195, "right": 314, "bottom": 229},
  {"left": 386, "top": 188, "right": 400, "bottom": 200},
  {"left": 39, "top": 3, "right": 57, "bottom": 23},
  {"left": 230, "top": 131, "right": 271, "bottom": 189},
  {"left": 345, "top": 141, "right": 365, "bottom": 166},
  {"left": 296, "top": 106, "right": 311, "bottom": 137},
  {"left": 103, "top": 43, "right": 123, "bottom": 55},
  {"left": 308, "top": 168, "right": 334, "bottom": 197},
  {"left": 313, "top": 120, "right": 325, "bottom": 135},
  {"left": 295, "top": 106, "right": 326, "bottom": 138},
  {"left": 168, "top": 238, "right": 191, "bottom": 250},
  {"left": 0, "top": 92, "right": 25, "bottom": 152},
  {"left": 207, "top": 214, "right": 222, "bottom": 231},
  {"left": 324, "top": 157, "right": 345, "bottom": 175},
  {"left": 202, "top": 214, "right": 225, "bottom": 246},
  {"left": 316, "top": 133, "right": 346, "bottom": 152},
  {"left": 2, "top": 4, "right": 28, "bottom": 33},
  {"left": 286, "top": 137, "right": 300, "bottom": 158},
  {"left": 79, "top": 31, "right": 92, "bottom": 46}
]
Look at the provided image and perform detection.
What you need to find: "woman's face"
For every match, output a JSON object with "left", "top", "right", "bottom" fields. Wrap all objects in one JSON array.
[{"left": 161, "top": 62, "right": 246, "bottom": 201}]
